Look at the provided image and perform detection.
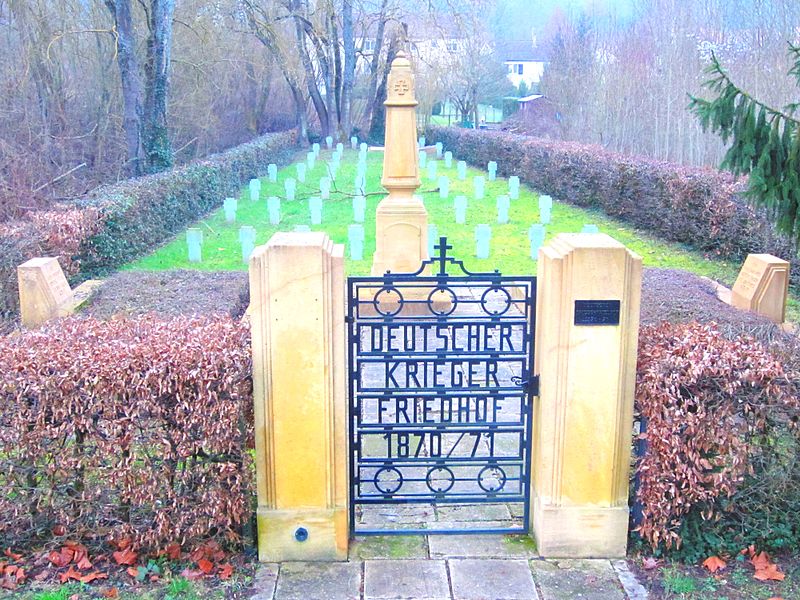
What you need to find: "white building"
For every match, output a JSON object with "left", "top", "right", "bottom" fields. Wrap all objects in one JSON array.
[{"left": 497, "top": 40, "right": 548, "bottom": 91}]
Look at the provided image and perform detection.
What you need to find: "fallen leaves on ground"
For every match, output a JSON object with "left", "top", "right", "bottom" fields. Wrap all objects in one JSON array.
[
  {"left": 702, "top": 555, "right": 727, "bottom": 573},
  {"left": 641, "top": 557, "right": 661, "bottom": 570},
  {"left": 743, "top": 546, "right": 786, "bottom": 582}
]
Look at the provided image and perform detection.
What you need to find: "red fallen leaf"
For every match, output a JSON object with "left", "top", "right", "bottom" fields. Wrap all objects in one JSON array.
[
  {"left": 218, "top": 563, "right": 234, "bottom": 580},
  {"left": 52, "top": 524, "right": 66, "bottom": 536},
  {"left": 14, "top": 568, "right": 25, "bottom": 584},
  {"left": 767, "top": 597, "right": 784, "bottom": 600},
  {"left": 77, "top": 556, "right": 93, "bottom": 571},
  {"left": 33, "top": 569, "right": 50, "bottom": 582},
  {"left": 180, "top": 568, "right": 205, "bottom": 581},
  {"left": 0, "top": 577, "right": 16, "bottom": 591},
  {"left": 4, "top": 566, "right": 15, "bottom": 577},
  {"left": 102, "top": 588, "right": 119, "bottom": 598},
  {"left": 126, "top": 567, "right": 139, "bottom": 578},
  {"left": 79, "top": 571, "right": 108, "bottom": 584},
  {"left": 112, "top": 549, "right": 137, "bottom": 566},
  {"left": 49, "top": 550, "right": 71, "bottom": 568},
  {"left": 165, "top": 543, "right": 181, "bottom": 560},
  {"left": 114, "top": 538, "right": 132, "bottom": 550},
  {"left": 750, "top": 551, "right": 772, "bottom": 571},
  {"left": 641, "top": 557, "right": 660, "bottom": 570},
  {"left": 149, "top": 574, "right": 160, "bottom": 582},
  {"left": 702, "top": 556, "right": 727, "bottom": 573},
  {"left": 197, "top": 558, "right": 214, "bottom": 574},
  {"left": 60, "top": 566, "right": 82, "bottom": 584},
  {"left": 3, "top": 549, "right": 22, "bottom": 561},
  {"left": 189, "top": 547, "right": 205, "bottom": 563},
  {"left": 754, "top": 564, "right": 785, "bottom": 582}
]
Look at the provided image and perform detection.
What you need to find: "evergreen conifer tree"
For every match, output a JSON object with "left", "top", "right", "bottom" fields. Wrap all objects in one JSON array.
[{"left": 690, "top": 44, "right": 800, "bottom": 248}]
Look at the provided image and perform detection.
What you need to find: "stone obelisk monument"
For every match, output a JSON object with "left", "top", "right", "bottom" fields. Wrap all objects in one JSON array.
[{"left": 371, "top": 51, "right": 429, "bottom": 275}]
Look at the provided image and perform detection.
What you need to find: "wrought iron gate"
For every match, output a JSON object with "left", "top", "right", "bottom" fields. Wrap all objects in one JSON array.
[{"left": 347, "top": 238, "right": 537, "bottom": 535}]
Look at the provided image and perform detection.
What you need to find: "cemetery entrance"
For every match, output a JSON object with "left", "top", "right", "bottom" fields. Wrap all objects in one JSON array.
[{"left": 347, "top": 239, "right": 537, "bottom": 535}]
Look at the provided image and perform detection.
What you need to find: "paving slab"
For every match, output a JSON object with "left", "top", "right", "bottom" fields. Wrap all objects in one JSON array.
[
  {"left": 250, "top": 563, "right": 279, "bottom": 600},
  {"left": 530, "top": 559, "right": 626, "bottom": 600},
  {"left": 350, "top": 535, "right": 429, "bottom": 560},
  {"left": 435, "top": 503, "right": 512, "bottom": 522},
  {"left": 450, "top": 559, "right": 538, "bottom": 600},
  {"left": 274, "top": 561, "right": 362, "bottom": 600},
  {"left": 429, "top": 534, "right": 538, "bottom": 558},
  {"left": 364, "top": 559, "right": 450, "bottom": 599},
  {"left": 612, "top": 560, "right": 649, "bottom": 600}
]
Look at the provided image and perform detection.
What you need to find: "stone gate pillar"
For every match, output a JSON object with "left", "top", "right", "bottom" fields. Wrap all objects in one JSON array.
[
  {"left": 532, "top": 234, "right": 642, "bottom": 557},
  {"left": 249, "top": 232, "right": 348, "bottom": 561}
]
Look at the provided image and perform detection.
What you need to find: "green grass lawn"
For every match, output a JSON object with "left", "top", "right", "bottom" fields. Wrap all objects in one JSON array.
[{"left": 126, "top": 147, "right": 799, "bottom": 320}]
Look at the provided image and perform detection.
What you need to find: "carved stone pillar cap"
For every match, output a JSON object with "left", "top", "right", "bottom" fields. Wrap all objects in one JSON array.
[{"left": 385, "top": 50, "right": 417, "bottom": 107}]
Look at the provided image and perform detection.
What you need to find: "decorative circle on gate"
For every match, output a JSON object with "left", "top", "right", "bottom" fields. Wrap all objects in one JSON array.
[
  {"left": 427, "top": 286, "right": 457, "bottom": 316},
  {"left": 374, "top": 467, "right": 403, "bottom": 495},
  {"left": 477, "top": 465, "right": 507, "bottom": 493},
  {"left": 480, "top": 286, "right": 512, "bottom": 316},
  {"left": 426, "top": 466, "right": 455, "bottom": 493},
  {"left": 373, "top": 286, "right": 404, "bottom": 316}
]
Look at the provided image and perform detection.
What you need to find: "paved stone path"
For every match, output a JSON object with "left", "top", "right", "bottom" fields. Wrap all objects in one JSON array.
[{"left": 248, "top": 535, "right": 648, "bottom": 599}]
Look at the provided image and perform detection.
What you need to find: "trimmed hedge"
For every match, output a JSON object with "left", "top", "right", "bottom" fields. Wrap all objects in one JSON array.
[
  {"left": 0, "top": 130, "right": 297, "bottom": 319},
  {"left": 0, "top": 315, "right": 253, "bottom": 553},
  {"left": 425, "top": 127, "right": 796, "bottom": 280}
]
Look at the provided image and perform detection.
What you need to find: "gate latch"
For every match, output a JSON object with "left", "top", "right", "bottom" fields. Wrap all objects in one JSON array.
[{"left": 512, "top": 374, "right": 540, "bottom": 396}]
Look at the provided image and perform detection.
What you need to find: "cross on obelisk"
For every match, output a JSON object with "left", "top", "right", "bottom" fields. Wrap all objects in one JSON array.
[{"left": 371, "top": 51, "right": 430, "bottom": 275}]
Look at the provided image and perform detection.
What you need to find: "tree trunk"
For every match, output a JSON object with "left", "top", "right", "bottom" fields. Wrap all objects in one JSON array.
[
  {"left": 368, "top": 31, "right": 400, "bottom": 144},
  {"left": 293, "top": 1, "right": 329, "bottom": 136},
  {"left": 340, "top": 0, "right": 356, "bottom": 138},
  {"left": 142, "top": 0, "right": 174, "bottom": 173},
  {"left": 104, "top": 0, "right": 145, "bottom": 176},
  {"left": 364, "top": 0, "right": 389, "bottom": 130}
]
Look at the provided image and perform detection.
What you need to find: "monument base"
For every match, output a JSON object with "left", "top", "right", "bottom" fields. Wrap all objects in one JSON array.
[{"left": 257, "top": 506, "right": 348, "bottom": 563}]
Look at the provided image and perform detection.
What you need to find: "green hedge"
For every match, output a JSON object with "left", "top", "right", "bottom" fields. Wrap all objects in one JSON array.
[{"left": 0, "top": 130, "right": 297, "bottom": 318}]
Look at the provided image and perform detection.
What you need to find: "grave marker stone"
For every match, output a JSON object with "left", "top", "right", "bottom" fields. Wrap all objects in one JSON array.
[
  {"left": 312, "top": 142, "right": 320, "bottom": 157},
  {"left": 356, "top": 161, "right": 367, "bottom": 179},
  {"left": 224, "top": 197, "right": 237, "bottom": 223},
  {"left": 249, "top": 178, "right": 261, "bottom": 201},
  {"left": 496, "top": 195, "right": 510, "bottom": 224},
  {"left": 336, "top": 142, "right": 344, "bottom": 155},
  {"left": 488, "top": 161, "right": 498, "bottom": 181},
  {"left": 348, "top": 224, "right": 365, "bottom": 260},
  {"left": 730, "top": 254, "right": 791, "bottom": 323},
  {"left": 454, "top": 195, "right": 467, "bottom": 225},
  {"left": 474, "top": 175, "right": 485, "bottom": 200},
  {"left": 306, "top": 151, "right": 316, "bottom": 171},
  {"left": 354, "top": 174, "right": 366, "bottom": 195},
  {"left": 320, "top": 176, "right": 331, "bottom": 200},
  {"left": 419, "top": 150, "right": 427, "bottom": 169},
  {"left": 457, "top": 161, "right": 467, "bottom": 180},
  {"left": 186, "top": 229, "right": 203, "bottom": 263},
  {"left": 581, "top": 224, "right": 600, "bottom": 234},
  {"left": 435, "top": 142, "right": 443, "bottom": 157},
  {"left": 296, "top": 163, "right": 307, "bottom": 183},
  {"left": 475, "top": 224, "right": 491, "bottom": 259},
  {"left": 285, "top": 178, "right": 296, "bottom": 201},
  {"left": 427, "top": 224, "right": 438, "bottom": 258},
  {"left": 540, "top": 205, "right": 551, "bottom": 225},
  {"left": 16, "top": 257, "right": 74, "bottom": 328},
  {"left": 509, "top": 176, "right": 520, "bottom": 200},
  {"left": 239, "top": 226, "right": 256, "bottom": 264},
  {"left": 360, "top": 142, "right": 368, "bottom": 154},
  {"left": 438, "top": 176, "right": 449, "bottom": 199},
  {"left": 358, "top": 149, "right": 367, "bottom": 164},
  {"left": 268, "top": 163, "right": 278, "bottom": 183},
  {"left": 326, "top": 135, "right": 333, "bottom": 149},
  {"left": 293, "top": 225, "right": 311, "bottom": 232},
  {"left": 427, "top": 160, "right": 437, "bottom": 181},
  {"left": 444, "top": 151, "right": 453, "bottom": 168},
  {"left": 418, "top": 135, "right": 426, "bottom": 148},
  {"left": 539, "top": 194, "right": 553, "bottom": 211},
  {"left": 309, "top": 196, "right": 323, "bottom": 225},
  {"left": 528, "top": 224, "right": 546, "bottom": 258},
  {"left": 268, "top": 196, "right": 281, "bottom": 225},
  {"left": 353, "top": 195, "right": 366, "bottom": 223},
  {"left": 350, "top": 136, "right": 358, "bottom": 149}
]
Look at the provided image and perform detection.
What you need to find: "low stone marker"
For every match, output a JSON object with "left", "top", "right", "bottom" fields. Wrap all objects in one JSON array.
[
  {"left": 488, "top": 161, "right": 498, "bottom": 181},
  {"left": 435, "top": 142, "right": 443, "bottom": 157},
  {"left": 268, "top": 163, "right": 278, "bottom": 182},
  {"left": 418, "top": 150, "right": 427, "bottom": 169},
  {"left": 307, "top": 151, "right": 316, "bottom": 171},
  {"left": 326, "top": 135, "right": 333, "bottom": 149},
  {"left": 454, "top": 195, "right": 467, "bottom": 224},
  {"left": 354, "top": 174, "right": 366, "bottom": 195},
  {"left": 348, "top": 224, "right": 365, "bottom": 260},
  {"left": 427, "top": 160, "right": 437, "bottom": 181},
  {"left": 328, "top": 161, "right": 338, "bottom": 181},
  {"left": 17, "top": 257, "right": 99, "bottom": 328},
  {"left": 268, "top": 196, "right": 281, "bottom": 225},
  {"left": 320, "top": 176, "right": 331, "bottom": 200},
  {"left": 457, "top": 161, "right": 467, "bottom": 180},
  {"left": 336, "top": 142, "right": 344, "bottom": 155},
  {"left": 353, "top": 195, "right": 366, "bottom": 223},
  {"left": 312, "top": 143, "right": 320, "bottom": 157},
  {"left": 309, "top": 196, "right": 323, "bottom": 225},
  {"left": 427, "top": 224, "right": 438, "bottom": 258},
  {"left": 529, "top": 224, "right": 546, "bottom": 258},
  {"left": 285, "top": 178, "right": 296, "bottom": 201},
  {"left": 358, "top": 148, "right": 367, "bottom": 164},
  {"left": 418, "top": 135, "right": 426, "bottom": 148},
  {"left": 582, "top": 224, "right": 600, "bottom": 234},
  {"left": 186, "top": 228, "right": 203, "bottom": 262},
  {"left": 356, "top": 161, "right": 367, "bottom": 179},
  {"left": 224, "top": 197, "right": 237, "bottom": 223},
  {"left": 249, "top": 178, "right": 261, "bottom": 201},
  {"left": 444, "top": 151, "right": 453, "bottom": 168},
  {"left": 293, "top": 225, "right": 311, "bottom": 232},
  {"left": 730, "top": 254, "right": 791, "bottom": 323},
  {"left": 496, "top": 195, "right": 510, "bottom": 224},
  {"left": 475, "top": 224, "right": 491, "bottom": 258},
  {"left": 540, "top": 194, "right": 553, "bottom": 226},
  {"left": 239, "top": 226, "right": 256, "bottom": 263},
  {"left": 360, "top": 142, "right": 368, "bottom": 154},
  {"left": 350, "top": 136, "right": 358, "bottom": 149},
  {"left": 438, "top": 176, "right": 449, "bottom": 199},
  {"left": 474, "top": 175, "right": 485, "bottom": 200},
  {"left": 296, "top": 163, "right": 307, "bottom": 183},
  {"left": 509, "top": 176, "right": 520, "bottom": 200}
]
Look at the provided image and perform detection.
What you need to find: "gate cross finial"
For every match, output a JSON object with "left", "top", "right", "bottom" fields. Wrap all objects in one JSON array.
[{"left": 434, "top": 236, "right": 453, "bottom": 276}]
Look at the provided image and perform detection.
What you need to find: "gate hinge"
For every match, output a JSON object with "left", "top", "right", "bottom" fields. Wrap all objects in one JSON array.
[
  {"left": 344, "top": 315, "right": 354, "bottom": 324},
  {"left": 529, "top": 375, "right": 540, "bottom": 396}
]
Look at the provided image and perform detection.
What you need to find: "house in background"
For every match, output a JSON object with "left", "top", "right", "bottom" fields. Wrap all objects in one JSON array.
[{"left": 497, "top": 39, "right": 548, "bottom": 92}]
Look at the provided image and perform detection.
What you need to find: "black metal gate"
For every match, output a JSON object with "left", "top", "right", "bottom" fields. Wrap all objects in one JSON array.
[{"left": 347, "top": 238, "right": 537, "bottom": 535}]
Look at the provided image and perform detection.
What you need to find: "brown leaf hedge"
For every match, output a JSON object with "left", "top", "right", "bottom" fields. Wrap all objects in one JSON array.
[{"left": 0, "top": 316, "right": 253, "bottom": 553}]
